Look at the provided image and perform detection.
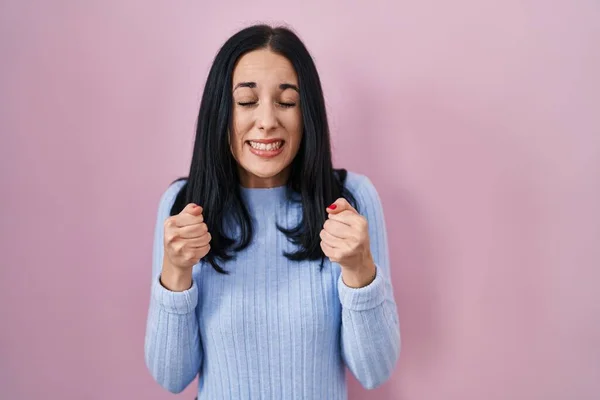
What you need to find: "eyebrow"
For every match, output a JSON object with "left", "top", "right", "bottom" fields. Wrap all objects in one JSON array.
[
  {"left": 233, "top": 82, "right": 299, "bottom": 92},
  {"left": 233, "top": 82, "right": 256, "bottom": 91},
  {"left": 279, "top": 83, "right": 299, "bottom": 92}
]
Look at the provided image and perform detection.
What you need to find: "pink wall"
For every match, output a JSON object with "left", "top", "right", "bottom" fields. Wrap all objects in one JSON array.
[{"left": 1, "top": 1, "right": 599, "bottom": 399}]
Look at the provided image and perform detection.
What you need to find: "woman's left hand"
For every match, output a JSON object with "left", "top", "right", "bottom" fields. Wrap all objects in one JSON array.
[{"left": 320, "top": 198, "right": 377, "bottom": 287}]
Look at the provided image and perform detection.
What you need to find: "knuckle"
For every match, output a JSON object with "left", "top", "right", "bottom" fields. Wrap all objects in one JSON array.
[
  {"left": 199, "top": 246, "right": 209, "bottom": 259},
  {"left": 164, "top": 217, "right": 175, "bottom": 229},
  {"left": 359, "top": 216, "right": 368, "bottom": 227},
  {"left": 165, "top": 232, "right": 177, "bottom": 244},
  {"left": 174, "top": 241, "right": 185, "bottom": 254}
]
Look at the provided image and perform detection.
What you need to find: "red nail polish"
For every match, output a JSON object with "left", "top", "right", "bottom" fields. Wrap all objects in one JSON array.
[{"left": 328, "top": 204, "right": 337, "bottom": 210}]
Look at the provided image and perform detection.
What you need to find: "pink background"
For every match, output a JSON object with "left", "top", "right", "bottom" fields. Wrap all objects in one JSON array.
[{"left": 1, "top": 1, "right": 599, "bottom": 399}]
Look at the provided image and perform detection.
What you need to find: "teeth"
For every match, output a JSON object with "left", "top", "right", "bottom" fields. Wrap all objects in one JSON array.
[{"left": 249, "top": 141, "right": 282, "bottom": 151}]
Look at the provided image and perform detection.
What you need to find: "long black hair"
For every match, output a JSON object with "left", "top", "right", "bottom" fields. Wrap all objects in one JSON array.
[{"left": 170, "top": 24, "right": 357, "bottom": 274}]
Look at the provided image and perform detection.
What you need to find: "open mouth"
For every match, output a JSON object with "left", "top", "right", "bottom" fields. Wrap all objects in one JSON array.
[{"left": 246, "top": 140, "right": 285, "bottom": 157}]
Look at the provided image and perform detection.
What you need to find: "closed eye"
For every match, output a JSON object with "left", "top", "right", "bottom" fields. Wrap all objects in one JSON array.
[
  {"left": 237, "top": 101, "right": 296, "bottom": 108},
  {"left": 237, "top": 101, "right": 257, "bottom": 107}
]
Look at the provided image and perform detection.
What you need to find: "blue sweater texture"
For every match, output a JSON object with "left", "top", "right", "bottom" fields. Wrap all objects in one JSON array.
[{"left": 144, "top": 172, "right": 401, "bottom": 399}]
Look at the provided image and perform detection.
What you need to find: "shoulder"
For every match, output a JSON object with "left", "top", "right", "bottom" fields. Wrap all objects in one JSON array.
[
  {"left": 157, "top": 178, "right": 187, "bottom": 214},
  {"left": 342, "top": 171, "right": 385, "bottom": 221},
  {"left": 343, "top": 171, "right": 380, "bottom": 202}
]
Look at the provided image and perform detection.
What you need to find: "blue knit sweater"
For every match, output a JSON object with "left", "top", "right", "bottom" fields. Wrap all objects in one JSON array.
[{"left": 144, "top": 172, "right": 400, "bottom": 399}]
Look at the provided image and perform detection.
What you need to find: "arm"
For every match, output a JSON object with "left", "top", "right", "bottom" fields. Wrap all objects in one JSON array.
[
  {"left": 337, "top": 175, "right": 401, "bottom": 389},
  {"left": 144, "top": 181, "right": 203, "bottom": 393}
]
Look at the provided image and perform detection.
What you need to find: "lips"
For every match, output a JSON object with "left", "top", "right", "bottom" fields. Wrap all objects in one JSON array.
[
  {"left": 246, "top": 139, "right": 285, "bottom": 158},
  {"left": 247, "top": 140, "right": 283, "bottom": 151}
]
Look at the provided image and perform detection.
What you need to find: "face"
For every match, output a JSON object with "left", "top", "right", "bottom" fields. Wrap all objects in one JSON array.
[{"left": 230, "top": 48, "right": 303, "bottom": 188}]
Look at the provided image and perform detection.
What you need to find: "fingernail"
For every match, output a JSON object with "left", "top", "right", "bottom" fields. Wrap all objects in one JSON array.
[{"left": 327, "top": 204, "right": 337, "bottom": 210}]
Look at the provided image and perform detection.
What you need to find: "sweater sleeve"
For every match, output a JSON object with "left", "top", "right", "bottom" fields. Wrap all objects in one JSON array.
[
  {"left": 337, "top": 175, "right": 401, "bottom": 389},
  {"left": 144, "top": 180, "right": 203, "bottom": 393}
]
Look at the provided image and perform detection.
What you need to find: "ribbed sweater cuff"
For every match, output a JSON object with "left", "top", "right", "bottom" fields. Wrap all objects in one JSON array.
[
  {"left": 151, "top": 274, "right": 198, "bottom": 315},
  {"left": 338, "top": 264, "right": 386, "bottom": 311}
]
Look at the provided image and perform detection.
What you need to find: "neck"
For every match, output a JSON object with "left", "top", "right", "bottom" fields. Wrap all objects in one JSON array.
[
  {"left": 239, "top": 183, "right": 291, "bottom": 212},
  {"left": 237, "top": 167, "right": 291, "bottom": 188}
]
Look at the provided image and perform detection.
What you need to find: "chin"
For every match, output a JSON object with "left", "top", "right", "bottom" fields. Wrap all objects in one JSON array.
[
  {"left": 239, "top": 163, "right": 290, "bottom": 186},
  {"left": 248, "top": 168, "right": 284, "bottom": 179}
]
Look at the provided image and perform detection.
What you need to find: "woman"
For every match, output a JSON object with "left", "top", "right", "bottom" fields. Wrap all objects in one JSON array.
[{"left": 144, "top": 24, "right": 400, "bottom": 400}]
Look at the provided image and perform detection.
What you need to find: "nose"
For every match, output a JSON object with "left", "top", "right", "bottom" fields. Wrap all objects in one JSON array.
[{"left": 257, "top": 103, "right": 278, "bottom": 131}]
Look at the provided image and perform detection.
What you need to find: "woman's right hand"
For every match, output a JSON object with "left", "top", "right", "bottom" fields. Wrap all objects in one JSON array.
[{"left": 163, "top": 203, "right": 212, "bottom": 270}]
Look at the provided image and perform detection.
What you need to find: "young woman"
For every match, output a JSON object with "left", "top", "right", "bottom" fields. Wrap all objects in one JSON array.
[{"left": 144, "top": 24, "right": 400, "bottom": 400}]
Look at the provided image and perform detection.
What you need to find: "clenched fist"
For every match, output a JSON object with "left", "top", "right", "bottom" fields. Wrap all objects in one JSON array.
[
  {"left": 163, "top": 203, "right": 212, "bottom": 269},
  {"left": 320, "top": 198, "right": 376, "bottom": 288}
]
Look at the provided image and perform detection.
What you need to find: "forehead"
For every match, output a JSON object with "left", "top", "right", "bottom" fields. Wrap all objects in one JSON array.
[{"left": 232, "top": 49, "right": 298, "bottom": 85}]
